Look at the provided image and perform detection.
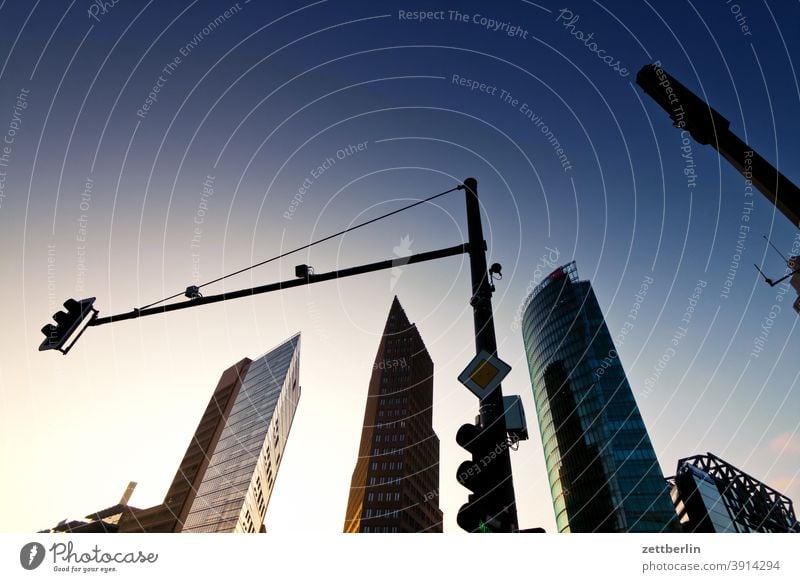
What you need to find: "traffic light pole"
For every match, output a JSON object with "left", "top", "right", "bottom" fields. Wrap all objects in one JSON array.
[
  {"left": 463, "top": 177, "right": 519, "bottom": 532},
  {"left": 40, "top": 178, "right": 523, "bottom": 531}
]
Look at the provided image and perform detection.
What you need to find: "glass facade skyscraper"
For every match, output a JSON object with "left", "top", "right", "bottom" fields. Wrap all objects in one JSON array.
[
  {"left": 81, "top": 335, "right": 300, "bottom": 534},
  {"left": 521, "top": 262, "right": 678, "bottom": 532},
  {"left": 181, "top": 334, "right": 301, "bottom": 532}
]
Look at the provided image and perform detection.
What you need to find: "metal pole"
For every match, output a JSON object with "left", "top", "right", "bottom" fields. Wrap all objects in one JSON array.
[
  {"left": 91, "top": 244, "right": 469, "bottom": 326},
  {"left": 463, "top": 177, "right": 519, "bottom": 532}
]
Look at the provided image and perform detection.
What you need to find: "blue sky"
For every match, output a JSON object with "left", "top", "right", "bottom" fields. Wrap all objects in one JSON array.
[{"left": 1, "top": 0, "right": 799, "bottom": 533}]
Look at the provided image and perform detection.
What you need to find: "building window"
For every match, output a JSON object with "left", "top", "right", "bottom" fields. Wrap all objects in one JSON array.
[
  {"left": 368, "top": 493, "right": 374, "bottom": 502},
  {"left": 371, "top": 462, "right": 378, "bottom": 470}
]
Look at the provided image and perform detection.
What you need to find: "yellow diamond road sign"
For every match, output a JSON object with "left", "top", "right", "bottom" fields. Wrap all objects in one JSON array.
[
  {"left": 458, "top": 350, "right": 511, "bottom": 399},
  {"left": 470, "top": 359, "right": 499, "bottom": 388}
]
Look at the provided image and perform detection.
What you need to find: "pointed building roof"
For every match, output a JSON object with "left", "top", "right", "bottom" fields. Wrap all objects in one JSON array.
[
  {"left": 383, "top": 295, "right": 411, "bottom": 334},
  {"left": 381, "top": 296, "right": 432, "bottom": 355}
]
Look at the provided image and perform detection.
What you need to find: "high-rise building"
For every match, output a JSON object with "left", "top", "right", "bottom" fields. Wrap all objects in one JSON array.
[
  {"left": 668, "top": 452, "right": 800, "bottom": 533},
  {"left": 119, "top": 334, "right": 301, "bottom": 533},
  {"left": 521, "top": 262, "right": 678, "bottom": 532},
  {"left": 343, "top": 297, "right": 442, "bottom": 533}
]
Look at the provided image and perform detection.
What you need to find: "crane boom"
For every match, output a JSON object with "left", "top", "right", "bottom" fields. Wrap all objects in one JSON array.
[{"left": 636, "top": 63, "right": 800, "bottom": 228}]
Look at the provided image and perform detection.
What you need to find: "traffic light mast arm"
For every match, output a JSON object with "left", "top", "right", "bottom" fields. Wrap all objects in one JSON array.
[
  {"left": 89, "top": 243, "right": 469, "bottom": 326},
  {"left": 636, "top": 63, "right": 800, "bottom": 228}
]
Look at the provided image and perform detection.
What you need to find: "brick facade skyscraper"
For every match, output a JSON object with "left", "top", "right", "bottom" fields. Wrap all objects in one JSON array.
[{"left": 343, "top": 297, "right": 442, "bottom": 533}]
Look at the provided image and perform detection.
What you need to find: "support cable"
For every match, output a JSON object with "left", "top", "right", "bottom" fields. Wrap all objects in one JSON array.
[{"left": 138, "top": 185, "right": 463, "bottom": 310}]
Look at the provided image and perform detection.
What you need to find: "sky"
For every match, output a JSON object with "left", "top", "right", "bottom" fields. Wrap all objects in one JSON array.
[{"left": 1, "top": 0, "right": 799, "bottom": 534}]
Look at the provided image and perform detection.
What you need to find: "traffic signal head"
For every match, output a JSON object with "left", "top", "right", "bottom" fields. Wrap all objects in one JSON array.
[
  {"left": 455, "top": 422, "right": 506, "bottom": 532},
  {"left": 39, "top": 298, "right": 96, "bottom": 354},
  {"left": 636, "top": 63, "right": 730, "bottom": 145}
]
